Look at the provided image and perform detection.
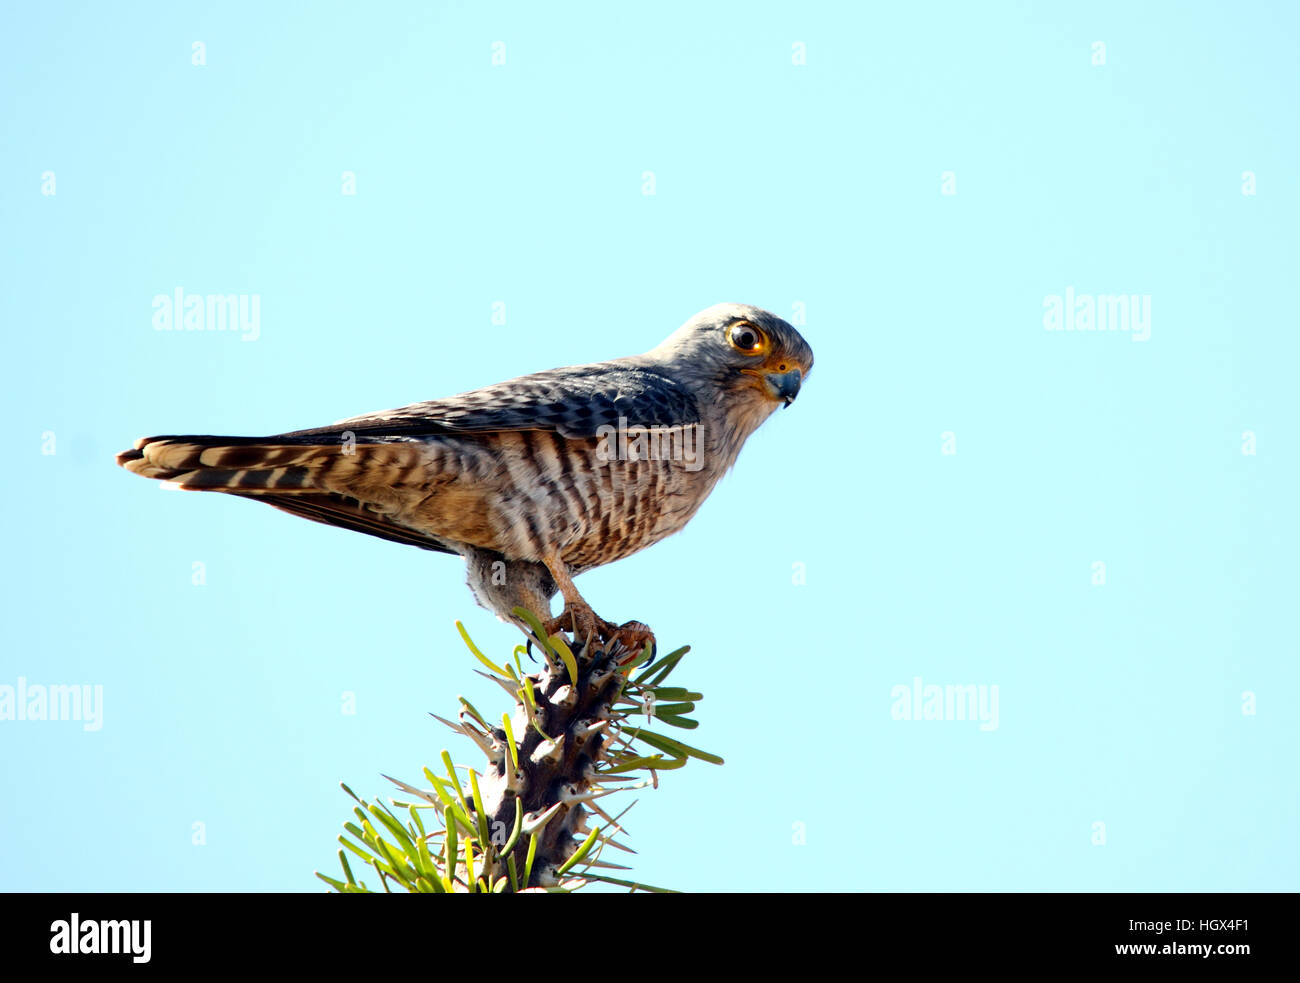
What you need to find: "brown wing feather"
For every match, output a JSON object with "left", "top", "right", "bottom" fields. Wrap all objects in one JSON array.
[{"left": 257, "top": 493, "right": 457, "bottom": 554}]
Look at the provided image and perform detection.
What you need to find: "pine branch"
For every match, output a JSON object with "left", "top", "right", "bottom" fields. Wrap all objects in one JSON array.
[{"left": 316, "top": 610, "right": 720, "bottom": 893}]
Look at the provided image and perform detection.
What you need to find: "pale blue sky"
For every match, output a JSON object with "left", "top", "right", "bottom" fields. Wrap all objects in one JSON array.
[{"left": 1, "top": 1, "right": 1296, "bottom": 891}]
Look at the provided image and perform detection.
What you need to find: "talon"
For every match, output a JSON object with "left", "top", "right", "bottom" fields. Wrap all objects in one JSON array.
[
  {"left": 542, "top": 603, "right": 607, "bottom": 650},
  {"left": 538, "top": 606, "right": 654, "bottom": 664},
  {"left": 540, "top": 609, "right": 574, "bottom": 640},
  {"left": 611, "top": 621, "right": 656, "bottom": 665}
]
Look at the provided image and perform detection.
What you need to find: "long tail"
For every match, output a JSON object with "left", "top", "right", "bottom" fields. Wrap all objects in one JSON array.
[
  {"left": 116, "top": 434, "right": 456, "bottom": 554},
  {"left": 115, "top": 433, "right": 413, "bottom": 491}
]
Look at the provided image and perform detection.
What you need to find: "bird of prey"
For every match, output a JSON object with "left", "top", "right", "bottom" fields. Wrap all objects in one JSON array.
[{"left": 117, "top": 303, "right": 813, "bottom": 654}]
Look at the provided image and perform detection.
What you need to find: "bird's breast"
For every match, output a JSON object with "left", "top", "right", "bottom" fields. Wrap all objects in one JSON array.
[{"left": 477, "top": 429, "right": 717, "bottom": 570}]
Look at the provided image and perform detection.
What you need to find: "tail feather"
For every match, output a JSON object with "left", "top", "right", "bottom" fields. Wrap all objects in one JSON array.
[
  {"left": 117, "top": 439, "right": 320, "bottom": 489},
  {"left": 117, "top": 435, "right": 424, "bottom": 492},
  {"left": 115, "top": 433, "right": 459, "bottom": 555}
]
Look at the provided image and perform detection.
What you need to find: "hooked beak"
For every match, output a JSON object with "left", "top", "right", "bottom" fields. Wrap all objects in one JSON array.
[{"left": 763, "top": 368, "right": 803, "bottom": 406}]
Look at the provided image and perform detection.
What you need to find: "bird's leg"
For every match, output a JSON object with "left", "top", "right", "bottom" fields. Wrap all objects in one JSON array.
[
  {"left": 540, "top": 555, "right": 608, "bottom": 646},
  {"left": 540, "top": 555, "right": 656, "bottom": 662}
]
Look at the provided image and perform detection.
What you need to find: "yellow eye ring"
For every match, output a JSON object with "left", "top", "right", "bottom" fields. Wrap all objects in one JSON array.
[{"left": 727, "top": 321, "right": 767, "bottom": 354}]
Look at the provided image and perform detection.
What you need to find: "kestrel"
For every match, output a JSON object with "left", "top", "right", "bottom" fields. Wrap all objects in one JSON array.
[{"left": 117, "top": 303, "right": 813, "bottom": 654}]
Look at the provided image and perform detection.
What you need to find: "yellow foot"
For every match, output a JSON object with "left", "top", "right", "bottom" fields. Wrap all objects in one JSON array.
[
  {"left": 542, "top": 601, "right": 604, "bottom": 646},
  {"left": 542, "top": 607, "right": 656, "bottom": 662},
  {"left": 608, "top": 620, "right": 656, "bottom": 665}
]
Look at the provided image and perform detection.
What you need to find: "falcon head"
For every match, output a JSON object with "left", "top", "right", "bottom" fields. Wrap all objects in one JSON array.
[{"left": 650, "top": 303, "right": 814, "bottom": 411}]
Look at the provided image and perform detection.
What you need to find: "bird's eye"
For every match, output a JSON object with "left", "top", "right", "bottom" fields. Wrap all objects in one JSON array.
[{"left": 727, "top": 322, "right": 765, "bottom": 354}]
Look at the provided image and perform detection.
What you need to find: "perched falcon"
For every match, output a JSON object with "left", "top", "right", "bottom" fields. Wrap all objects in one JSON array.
[{"left": 117, "top": 303, "right": 813, "bottom": 653}]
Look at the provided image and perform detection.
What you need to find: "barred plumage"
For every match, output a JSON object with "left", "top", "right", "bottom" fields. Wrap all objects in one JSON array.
[{"left": 117, "top": 303, "right": 813, "bottom": 651}]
